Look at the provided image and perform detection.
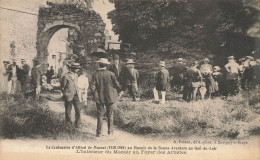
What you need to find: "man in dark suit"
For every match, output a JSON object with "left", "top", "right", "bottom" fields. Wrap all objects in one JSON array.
[
  {"left": 61, "top": 62, "right": 81, "bottom": 128},
  {"left": 90, "top": 58, "right": 121, "bottom": 137},
  {"left": 19, "top": 59, "right": 30, "bottom": 93},
  {"left": 169, "top": 58, "right": 187, "bottom": 93},
  {"left": 31, "top": 60, "right": 42, "bottom": 100},
  {"left": 109, "top": 54, "right": 121, "bottom": 80},
  {"left": 154, "top": 61, "right": 170, "bottom": 104},
  {"left": 7, "top": 59, "right": 20, "bottom": 94},
  {"left": 119, "top": 59, "right": 139, "bottom": 101}
]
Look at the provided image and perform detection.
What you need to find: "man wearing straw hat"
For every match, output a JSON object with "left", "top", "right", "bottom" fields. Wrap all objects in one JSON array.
[
  {"left": 224, "top": 56, "right": 240, "bottom": 95},
  {"left": 154, "top": 61, "right": 170, "bottom": 104},
  {"left": 169, "top": 58, "right": 187, "bottom": 93},
  {"left": 6, "top": 58, "right": 20, "bottom": 94},
  {"left": 19, "top": 59, "right": 30, "bottom": 93},
  {"left": 61, "top": 62, "right": 82, "bottom": 128},
  {"left": 118, "top": 59, "right": 139, "bottom": 101},
  {"left": 109, "top": 54, "right": 121, "bottom": 80},
  {"left": 90, "top": 58, "right": 121, "bottom": 137}
]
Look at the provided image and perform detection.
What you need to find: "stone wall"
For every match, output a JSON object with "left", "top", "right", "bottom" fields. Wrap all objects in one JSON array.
[{"left": 37, "top": 3, "right": 106, "bottom": 72}]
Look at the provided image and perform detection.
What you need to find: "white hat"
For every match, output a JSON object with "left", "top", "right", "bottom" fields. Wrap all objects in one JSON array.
[
  {"left": 97, "top": 58, "right": 110, "bottom": 64},
  {"left": 159, "top": 61, "right": 166, "bottom": 67},
  {"left": 249, "top": 61, "right": 257, "bottom": 66},
  {"left": 246, "top": 56, "right": 254, "bottom": 60},
  {"left": 203, "top": 58, "right": 209, "bottom": 62},
  {"left": 228, "top": 56, "right": 235, "bottom": 59},
  {"left": 177, "top": 58, "right": 184, "bottom": 62},
  {"left": 126, "top": 59, "right": 135, "bottom": 64}
]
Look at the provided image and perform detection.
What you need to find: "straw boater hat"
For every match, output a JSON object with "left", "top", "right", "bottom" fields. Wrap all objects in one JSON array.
[
  {"left": 239, "top": 57, "right": 246, "bottom": 62},
  {"left": 97, "top": 58, "right": 110, "bottom": 65},
  {"left": 228, "top": 56, "right": 235, "bottom": 59},
  {"left": 177, "top": 58, "right": 184, "bottom": 62},
  {"left": 69, "top": 62, "right": 81, "bottom": 69},
  {"left": 246, "top": 56, "right": 254, "bottom": 60},
  {"left": 21, "top": 59, "right": 26, "bottom": 62},
  {"left": 159, "top": 61, "right": 166, "bottom": 67},
  {"left": 203, "top": 58, "right": 209, "bottom": 62},
  {"left": 126, "top": 59, "right": 135, "bottom": 64},
  {"left": 12, "top": 58, "right": 17, "bottom": 62},
  {"left": 249, "top": 61, "right": 257, "bottom": 66}
]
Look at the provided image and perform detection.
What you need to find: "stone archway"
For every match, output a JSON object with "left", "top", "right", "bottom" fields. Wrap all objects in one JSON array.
[{"left": 36, "top": 4, "right": 106, "bottom": 72}]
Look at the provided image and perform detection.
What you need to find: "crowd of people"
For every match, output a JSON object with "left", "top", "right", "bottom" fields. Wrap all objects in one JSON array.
[
  {"left": 0, "top": 54, "right": 259, "bottom": 137},
  {"left": 171, "top": 56, "right": 260, "bottom": 102}
]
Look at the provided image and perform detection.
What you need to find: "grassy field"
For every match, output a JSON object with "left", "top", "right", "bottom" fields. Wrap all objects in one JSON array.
[
  {"left": 85, "top": 88, "right": 260, "bottom": 139},
  {"left": 0, "top": 93, "right": 93, "bottom": 140}
]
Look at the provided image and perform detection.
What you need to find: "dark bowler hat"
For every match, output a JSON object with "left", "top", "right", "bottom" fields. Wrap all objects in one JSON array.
[
  {"left": 3, "top": 60, "right": 10, "bottom": 64},
  {"left": 34, "top": 60, "right": 41, "bottom": 65}
]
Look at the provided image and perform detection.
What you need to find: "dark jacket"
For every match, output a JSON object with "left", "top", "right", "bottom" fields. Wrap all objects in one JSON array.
[
  {"left": 91, "top": 69, "right": 121, "bottom": 104},
  {"left": 109, "top": 64, "right": 121, "bottom": 79},
  {"left": 155, "top": 67, "right": 170, "bottom": 91},
  {"left": 61, "top": 72, "right": 80, "bottom": 102},
  {"left": 184, "top": 67, "right": 202, "bottom": 88},
  {"left": 31, "top": 66, "right": 42, "bottom": 87},
  {"left": 20, "top": 63, "right": 30, "bottom": 82},
  {"left": 6, "top": 64, "right": 20, "bottom": 81},
  {"left": 169, "top": 63, "right": 187, "bottom": 85},
  {"left": 119, "top": 65, "right": 139, "bottom": 86}
]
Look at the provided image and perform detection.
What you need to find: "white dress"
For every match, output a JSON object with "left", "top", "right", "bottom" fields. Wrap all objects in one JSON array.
[
  {"left": 78, "top": 75, "right": 89, "bottom": 105},
  {"left": 0, "top": 66, "right": 8, "bottom": 93}
]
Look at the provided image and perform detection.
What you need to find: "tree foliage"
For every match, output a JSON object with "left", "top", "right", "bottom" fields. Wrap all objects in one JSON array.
[{"left": 108, "top": 0, "right": 258, "bottom": 61}]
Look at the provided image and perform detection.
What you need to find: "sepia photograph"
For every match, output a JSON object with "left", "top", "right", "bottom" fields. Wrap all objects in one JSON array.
[{"left": 0, "top": 0, "right": 259, "bottom": 159}]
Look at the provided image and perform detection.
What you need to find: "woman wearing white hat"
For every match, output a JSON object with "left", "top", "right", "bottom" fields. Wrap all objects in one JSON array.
[{"left": 154, "top": 61, "right": 170, "bottom": 104}]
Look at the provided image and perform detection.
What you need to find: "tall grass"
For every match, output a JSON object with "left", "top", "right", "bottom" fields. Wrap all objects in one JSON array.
[
  {"left": 86, "top": 88, "right": 260, "bottom": 138},
  {"left": 0, "top": 93, "right": 92, "bottom": 140}
]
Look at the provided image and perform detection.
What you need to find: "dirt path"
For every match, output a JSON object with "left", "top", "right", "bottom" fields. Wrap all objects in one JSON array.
[{"left": 46, "top": 100, "right": 157, "bottom": 144}]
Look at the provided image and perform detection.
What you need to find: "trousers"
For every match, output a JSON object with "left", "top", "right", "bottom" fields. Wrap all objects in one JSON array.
[
  {"left": 7, "top": 76, "right": 17, "bottom": 94},
  {"left": 65, "top": 94, "right": 81, "bottom": 126},
  {"left": 96, "top": 102, "right": 116, "bottom": 136},
  {"left": 153, "top": 88, "right": 166, "bottom": 104}
]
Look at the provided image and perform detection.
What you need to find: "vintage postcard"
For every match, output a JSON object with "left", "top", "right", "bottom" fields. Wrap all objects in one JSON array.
[{"left": 0, "top": 0, "right": 259, "bottom": 159}]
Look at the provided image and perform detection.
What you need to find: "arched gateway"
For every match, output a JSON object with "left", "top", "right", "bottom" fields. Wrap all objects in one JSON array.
[{"left": 36, "top": 4, "right": 106, "bottom": 72}]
